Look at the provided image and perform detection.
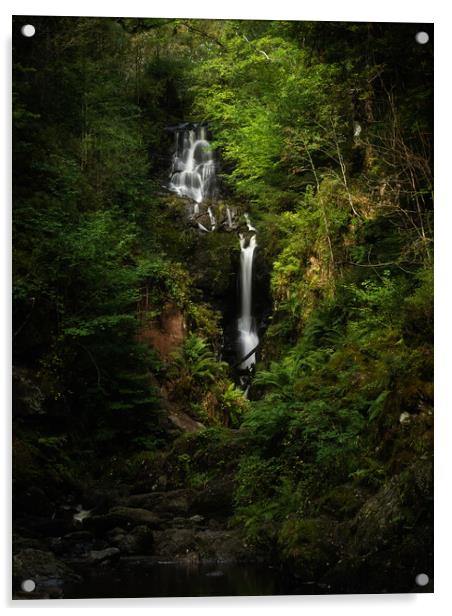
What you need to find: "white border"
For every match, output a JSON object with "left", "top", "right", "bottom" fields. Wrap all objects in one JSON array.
[{"left": 2, "top": 1, "right": 451, "bottom": 614}]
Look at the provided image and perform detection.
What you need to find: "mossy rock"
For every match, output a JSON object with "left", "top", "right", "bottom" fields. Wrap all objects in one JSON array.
[
  {"left": 13, "top": 548, "right": 82, "bottom": 591},
  {"left": 315, "top": 484, "right": 369, "bottom": 521},
  {"left": 352, "top": 459, "right": 433, "bottom": 555},
  {"left": 278, "top": 517, "right": 339, "bottom": 579}
]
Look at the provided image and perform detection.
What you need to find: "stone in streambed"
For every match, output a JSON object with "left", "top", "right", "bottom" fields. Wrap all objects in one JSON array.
[
  {"left": 113, "top": 526, "right": 154, "bottom": 555},
  {"left": 50, "top": 530, "right": 94, "bottom": 556},
  {"left": 152, "top": 528, "right": 256, "bottom": 563},
  {"left": 85, "top": 507, "right": 161, "bottom": 533},
  {"left": 88, "top": 547, "right": 120, "bottom": 564},
  {"left": 122, "top": 489, "right": 193, "bottom": 517}
]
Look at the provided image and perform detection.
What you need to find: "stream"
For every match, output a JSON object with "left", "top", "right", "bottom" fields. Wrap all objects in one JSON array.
[{"left": 63, "top": 559, "right": 329, "bottom": 598}]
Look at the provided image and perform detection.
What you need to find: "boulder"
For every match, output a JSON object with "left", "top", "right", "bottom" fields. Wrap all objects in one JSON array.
[
  {"left": 88, "top": 547, "right": 120, "bottom": 564},
  {"left": 13, "top": 548, "right": 82, "bottom": 593},
  {"left": 123, "top": 489, "right": 193, "bottom": 517},
  {"left": 190, "top": 479, "right": 235, "bottom": 518},
  {"left": 152, "top": 528, "right": 255, "bottom": 563},
  {"left": 85, "top": 507, "right": 161, "bottom": 533},
  {"left": 352, "top": 460, "right": 433, "bottom": 555},
  {"left": 50, "top": 530, "right": 94, "bottom": 556},
  {"left": 115, "top": 526, "right": 154, "bottom": 555},
  {"left": 168, "top": 411, "right": 205, "bottom": 433}
]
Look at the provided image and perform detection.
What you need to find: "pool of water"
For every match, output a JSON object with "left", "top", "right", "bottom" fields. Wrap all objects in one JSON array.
[{"left": 63, "top": 558, "right": 330, "bottom": 599}]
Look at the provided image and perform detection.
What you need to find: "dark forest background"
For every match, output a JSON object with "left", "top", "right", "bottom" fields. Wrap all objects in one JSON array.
[{"left": 12, "top": 17, "right": 433, "bottom": 595}]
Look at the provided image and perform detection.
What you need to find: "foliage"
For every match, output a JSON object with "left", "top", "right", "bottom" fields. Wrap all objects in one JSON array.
[
  {"left": 169, "top": 334, "right": 227, "bottom": 387},
  {"left": 12, "top": 17, "right": 432, "bottom": 573}
]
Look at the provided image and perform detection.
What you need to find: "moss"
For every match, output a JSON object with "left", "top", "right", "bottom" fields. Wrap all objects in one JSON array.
[
  {"left": 315, "top": 484, "right": 369, "bottom": 520},
  {"left": 278, "top": 517, "right": 339, "bottom": 578}
]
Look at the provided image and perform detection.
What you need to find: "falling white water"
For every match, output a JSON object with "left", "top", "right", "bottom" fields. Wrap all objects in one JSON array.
[
  {"left": 207, "top": 206, "right": 216, "bottom": 231},
  {"left": 238, "top": 231, "right": 259, "bottom": 370},
  {"left": 226, "top": 207, "right": 233, "bottom": 229},
  {"left": 244, "top": 213, "right": 256, "bottom": 232},
  {"left": 169, "top": 125, "right": 216, "bottom": 205}
]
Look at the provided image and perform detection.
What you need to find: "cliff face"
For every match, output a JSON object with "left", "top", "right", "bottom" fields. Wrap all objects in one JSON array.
[{"left": 137, "top": 302, "right": 186, "bottom": 360}]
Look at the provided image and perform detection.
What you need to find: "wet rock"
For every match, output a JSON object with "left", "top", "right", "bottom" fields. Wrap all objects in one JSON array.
[
  {"left": 88, "top": 547, "right": 120, "bottom": 564},
  {"left": 153, "top": 528, "right": 197, "bottom": 560},
  {"left": 51, "top": 530, "right": 94, "bottom": 556},
  {"left": 123, "top": 489, "right": 193, "bottom": 517},
  {"left": 115, "top": 526, "right": 154, "bottom": 555},
  {"left": 152, "top": 528, "right": 254, "bottom": 563},
  {"left": 168, "top": 411, "right": 205, "bottom": 433},
  {"left": 85, "top": 507, "right": 161, "bottom": 533},
  {"left": 13, "top": 548, "right": 82, "bottom": 593},
  {"left": 190, "top": 479, "right": 235, "bottom": 518}
]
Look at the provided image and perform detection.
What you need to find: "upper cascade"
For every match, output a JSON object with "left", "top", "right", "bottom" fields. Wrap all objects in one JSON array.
[{"left": 169, "top": 124, "right": 217, "bottom": 207}]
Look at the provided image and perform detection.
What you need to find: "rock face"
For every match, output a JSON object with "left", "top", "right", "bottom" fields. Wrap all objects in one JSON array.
[
  {"left": 137, "top": 302, "right": 186, "bottom": 359},
  {"left": 320, "top": 461, "right": 434, "bottom": 592}
]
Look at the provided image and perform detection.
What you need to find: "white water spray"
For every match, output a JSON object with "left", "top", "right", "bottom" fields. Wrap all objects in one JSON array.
[{"left": 169, "top": 125, "right": 216, "bottom": 205}]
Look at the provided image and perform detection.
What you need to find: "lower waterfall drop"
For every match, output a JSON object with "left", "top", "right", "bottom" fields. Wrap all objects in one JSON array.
[{"left": 237, "top": 231, "right": 259, "bottom": 371}]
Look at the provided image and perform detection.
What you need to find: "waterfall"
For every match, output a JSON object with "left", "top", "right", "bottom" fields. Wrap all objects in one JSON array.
[
  {"left": 226, "top": 207, "right": 233, "bottom": 229},
  {"left": 167, "top": 123, "right": 260, "bottom": 377},
  {"left": 169, "top": 124, "right": 216, "bottom": 205},
  {"left": 244, "top": 213, "right": 256, "bottom": 232},
  {"left": 238, "top": 231, "right": 259, "bottom": 370},
  {"left": 207, "top": 206, "right": 216, "bottom": 231}
]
